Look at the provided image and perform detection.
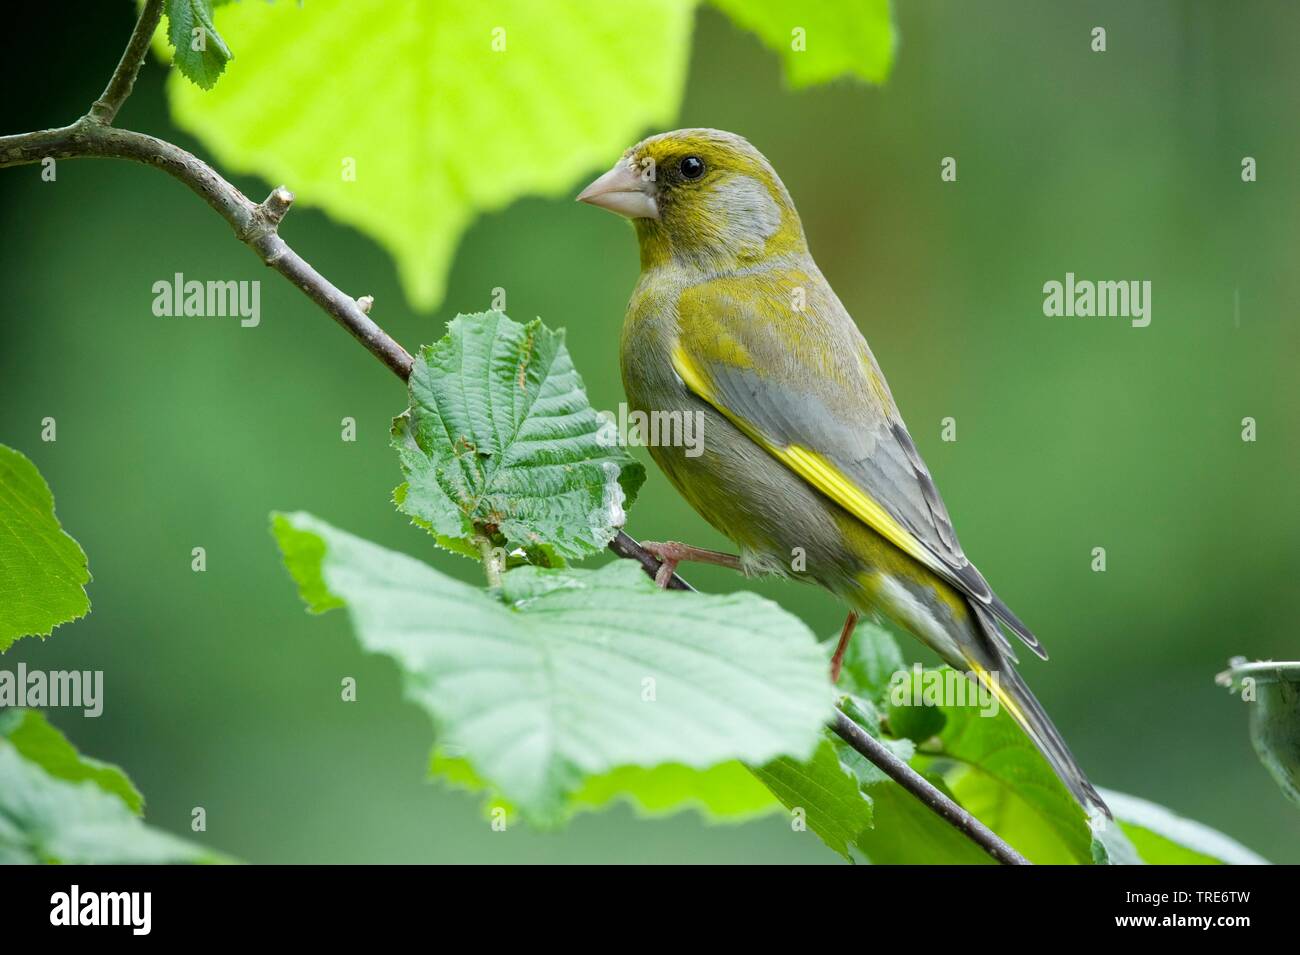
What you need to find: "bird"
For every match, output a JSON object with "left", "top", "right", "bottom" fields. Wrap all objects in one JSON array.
[{"left": 577, "top": 128, "right": 1108, "bottom": 819}]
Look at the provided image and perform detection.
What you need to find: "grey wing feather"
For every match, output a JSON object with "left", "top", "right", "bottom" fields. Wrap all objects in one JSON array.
[
  {"left": 888, "top": 422, "right": 1047, "bottom": 660},
  {"left": 677, "top": 276, "right": 1047, "bottom": 660}
]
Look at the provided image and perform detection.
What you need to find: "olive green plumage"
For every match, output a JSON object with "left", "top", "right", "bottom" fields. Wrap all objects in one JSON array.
[{"left": 580, "top": 128, "right": 1106, "bottom": 818}]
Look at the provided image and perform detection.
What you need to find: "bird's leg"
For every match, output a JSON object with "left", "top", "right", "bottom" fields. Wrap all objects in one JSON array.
[
  {"left": 640, "top": 540, "right": 742, "bottom": 589},
  {"left": 829, "top": 610, "right": 860, "bottom": 684}
]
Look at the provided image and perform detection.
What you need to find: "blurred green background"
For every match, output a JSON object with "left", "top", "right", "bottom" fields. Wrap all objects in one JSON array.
[{"left": 2, "top": 0, "right": 1297, "bottom": 863}]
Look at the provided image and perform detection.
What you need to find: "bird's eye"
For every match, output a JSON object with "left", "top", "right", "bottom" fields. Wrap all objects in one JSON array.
[{"left": 679, "top": 156, "right": 706, "bottom": 180}]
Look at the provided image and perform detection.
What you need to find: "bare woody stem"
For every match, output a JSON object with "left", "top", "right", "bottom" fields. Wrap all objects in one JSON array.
[
  {"left": 609, "top": 537, "right": 1027, "bottom": 864},
  {"left": 0, "top": 121, "right": 414, "bottom": 381},
  {"left": 0, "top": 0, "right": 1028, "bottom": 866},
  {"left": 89, "top": 0, "right": 165, "bottom": 125},
  {"left": 829, "top": 710, "right": 1029, "bottom": 864},
  {"left": 608, "top": 531, "right": 692, "bottom": 590}
]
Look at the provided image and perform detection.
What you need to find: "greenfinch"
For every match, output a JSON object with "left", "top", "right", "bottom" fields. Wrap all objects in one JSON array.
[{"left": 579, "top": 128, "right": 1107, "bottom": 818}]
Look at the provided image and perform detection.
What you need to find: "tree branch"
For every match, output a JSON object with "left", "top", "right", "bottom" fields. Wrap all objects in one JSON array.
[
  {"left": 0, "top": 0, "right": 1027, "bottom": 866},
  {"left": 829, "top": 710, "right": 1029, "bottom": 864},
  {"left": 609, "top": 531, "right": 693, "bottom": 591},
  {"left": 611, "top": 532, "right": 1027, "bottom": 864},
  {"left": 0, "top": 120, "right": 414, "bottom": 381},
  {"left": 89, "top": 0, "right": 164, "bottom": 125}
]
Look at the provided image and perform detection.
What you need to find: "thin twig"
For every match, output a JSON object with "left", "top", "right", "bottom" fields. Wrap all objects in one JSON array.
[
  {"left": 609, "top": 531, "right": 693, "bottom": 590},
  {"left": 0, "top": 121, "right": 414, "bottom": 381},
  {"left": 830, "top": 710, "right": 1029, "bottom": 864},
  {"left": 88, "top": 0, "right": 165, "bottom": 125},
  {"left": 0, "top": 0, "right": 1027, "bottom": 866},
  {"left": 612, "top": 532, "right": 1027, "bottom": 864}
]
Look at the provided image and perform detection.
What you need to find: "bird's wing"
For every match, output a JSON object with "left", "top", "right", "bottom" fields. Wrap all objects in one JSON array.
[{"left": 671, "top": 276, "right": 1045, "bottom": 660}]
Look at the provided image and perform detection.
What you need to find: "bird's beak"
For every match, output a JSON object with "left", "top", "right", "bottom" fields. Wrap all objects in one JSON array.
[{"left": 576, "top": 159, "right": 659, "bottom": 220}]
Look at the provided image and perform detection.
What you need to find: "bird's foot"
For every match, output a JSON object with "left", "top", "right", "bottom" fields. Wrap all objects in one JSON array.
[
  {"left": 640, "top": 540, "right": 742, "bottom": 589},
  {"left": 829, "top": 610, "right": 860, "bottom": 683}
]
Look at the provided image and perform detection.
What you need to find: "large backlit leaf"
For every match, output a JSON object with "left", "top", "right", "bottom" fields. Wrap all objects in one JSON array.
[
  {"left": 161, "top": 0, "right": 696, "bottom": 309},
  {"left": 709, "top": 0, "right": 896, "bottom": 87}
]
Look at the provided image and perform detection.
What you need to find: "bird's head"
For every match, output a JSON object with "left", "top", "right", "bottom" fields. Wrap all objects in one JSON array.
[{"left": 577, "top": 128, "right": 807, "bottom": 272}]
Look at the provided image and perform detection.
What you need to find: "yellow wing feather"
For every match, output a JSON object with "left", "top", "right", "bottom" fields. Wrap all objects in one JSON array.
[{"left": 671, "top": 343, "right": 946, "bottom": 576}]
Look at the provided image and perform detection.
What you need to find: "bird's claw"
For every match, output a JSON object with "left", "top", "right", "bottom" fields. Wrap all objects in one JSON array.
[{"left": 642, "top": 540, "right": 682, "bottom": 589}]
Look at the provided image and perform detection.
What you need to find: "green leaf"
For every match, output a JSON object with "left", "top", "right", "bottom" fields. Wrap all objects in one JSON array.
[
  {"left": 393, "top": 311, "right": 644, "bottom": 562},
  {"left": 831, "top": 721, "right": 916, "bottom": 789},
  {"left": 709, "top": 0, "right": 897, "bottom": 87},
  {"left": 828, "top": 617, "right": 905, "bottom": 702},
  {"left": 160, "top": 0, "right": 696, "bottom": 310},
  {"left": 916, "top": 678, "right": 1095, "bottom": 864},
  {"left": 883, "top": 666, "right": 948, "bottom": 743},
  {"left": 571, "top": 761, "right": 780, "bottom": 820},
  {"left": 432, "top": 751, "right": 782, "bottom": 824},
  {"left": 1100, "top": 788, "right": 1269, "bottom": 865},
  {"left": 750, "top": 736, "right": 874, "bottom": 861},
  {"left": 854, "top": 775, "right": 995, "bottom": 865},
  {"left": 273, "top": 511, "right": 831, "bottom": 823},
  {"left": 0, "top": 710, "right": 143, "bottom": 815},
  {"left": 1090, "top": 823, "right": 1143, "bottom": 866},
  {"left": 0, "top": 742, "right": 220, "bottom": 864},
  {"left": 832, "top": 702, "right": 992, "bottom": 863},
  {"left": 0, "top": 445, "right": 90, "bottom": 651},
  {"left": 163, "top": 0, "right": 233, "bottom": 89},
  {"left": 790, "top": 702, "right": 991, "bottom": 864},
  {"left": 270, "top": 514, "right": 345, "bottom": 614}
]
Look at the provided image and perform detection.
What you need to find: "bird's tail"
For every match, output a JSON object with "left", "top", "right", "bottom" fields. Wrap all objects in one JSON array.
[{"left": 966, "top": 606, "right": 1111, "bottom": 820}]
